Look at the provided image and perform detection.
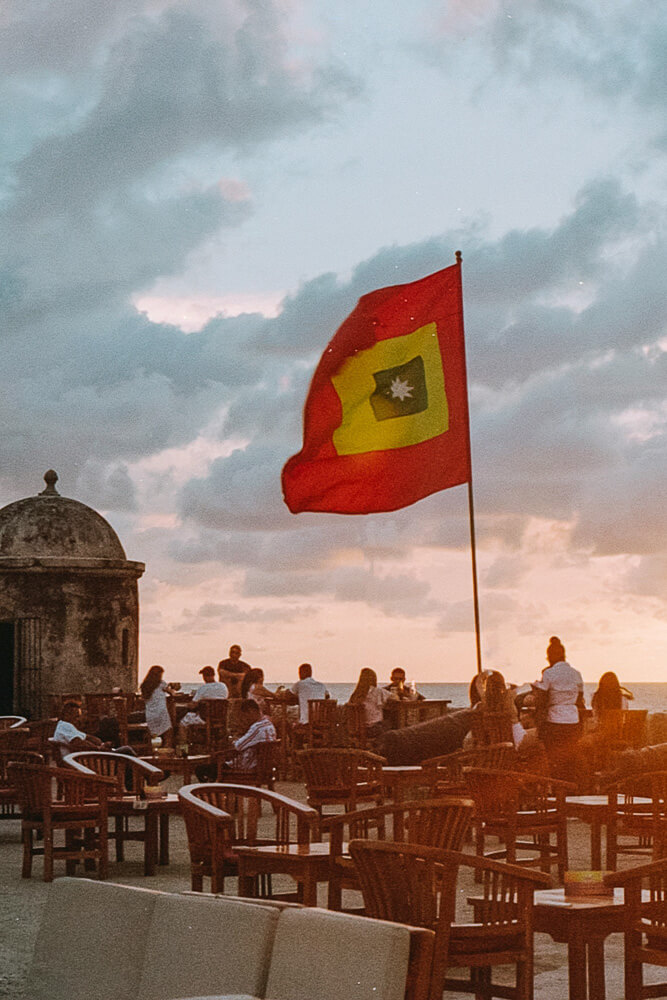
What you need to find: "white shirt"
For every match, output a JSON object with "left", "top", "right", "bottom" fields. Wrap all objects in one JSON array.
[
  {"left": 291, "top": 676, "right": 330, "bottom": 724},
  {"left": 53, "top": 720, "right": 87, "bottom": 745},
  {"left": 193, "top": 681, "right": 228, "bottom": 701},
  {"left": 362, "top": 686, "right": 393, "bottom": 726},
  {"left": 534, "top": 660, "right": 584, "bottom": 724}
]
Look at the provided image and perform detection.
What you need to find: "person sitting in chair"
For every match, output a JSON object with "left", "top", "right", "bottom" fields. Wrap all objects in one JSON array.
[
  {"left": 52, "top": 701, "right": 135, "bottom": 762},
  {"left": 225, "top": 700, "right": 276, "bottom": 773}
]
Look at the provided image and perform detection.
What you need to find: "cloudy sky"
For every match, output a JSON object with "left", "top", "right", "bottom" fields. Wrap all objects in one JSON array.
[{"left": 2, "top": 0, "right": 666, "bottom": 685}]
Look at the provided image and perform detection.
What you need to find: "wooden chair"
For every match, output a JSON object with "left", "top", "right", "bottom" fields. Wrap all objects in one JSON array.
[
  {"left": 0, "top": 750, "right": 43, "bottom": 818},
  {"left": 0, "top": 716, "right": 30, "bottom": 752},
  {"left": 342, "top": 702, "right": 367, "bottom": 748},
  {"left": 112, "top": 694, "right": 150, "bottom": 751},
  {"left": 82, "top": 693, "right": 118, "bottom": 734},
  {"left": 185, "top": 698, "right": 229, "bottom": 753},
  {"left": 307, "top": 698, "right": 339, "bottom": 748},
  {"left": 7, "top": 761, "right": 111, "bottom": 881},
  {"left": 421, "top": 742, "right": 516, "bottom": 796},
  {"left": 178, "top": 782, "right": 320, "bottom": 896},
  {"left": 0, "top": 715, "right": 27, "bottom": 731},
  {"left": 298, "top": 748, "right": 386, "bottom": 816},
  {"left": 22, "top": 718, "right": 57, "bottom": 758},
  {"left": 215, "top": 739, "right": 280, "bottom": 789},
  {"left": 323, "top": 795, "right": 474, "bottom": 911},
  {"left": 606, "top": 771, "right": 667, "bottom": 870},
  {"left": 64, "top": 750, "right": 164, "bottom": 862},
  {"left": 464, "top": 767, "right": 571, "bottom": 881},
  {"left": 605, "top": 856, "right": 667, "bottom": 1000},
  {"left": 469, "top": 710, "right": 514, "bottom": 747},
  {"left": 349, "top": 840, "right": 551, "bottom": 1000}
]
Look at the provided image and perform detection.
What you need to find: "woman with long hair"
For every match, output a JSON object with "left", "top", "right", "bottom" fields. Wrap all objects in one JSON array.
[
  {"left": 140, "top": 664, "right": 178, "bottom": 747},
  {"left": 591, "top": 671, "right": 624, "bottom": 717},
  {"left": 348, "top": 667, "right": 395, "bottom": 737},
  {"left": 241, "top": 668, "right": 275, "bottom": 714}
]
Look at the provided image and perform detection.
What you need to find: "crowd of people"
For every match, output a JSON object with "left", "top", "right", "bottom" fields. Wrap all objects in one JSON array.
[{"left": 63, "top": 634, "right": 632, "bottom": 783}]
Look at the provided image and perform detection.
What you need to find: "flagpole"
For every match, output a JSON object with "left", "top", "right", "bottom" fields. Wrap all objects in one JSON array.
[{"left": 455, "top": 251, "right": 483, "bottom": 674}]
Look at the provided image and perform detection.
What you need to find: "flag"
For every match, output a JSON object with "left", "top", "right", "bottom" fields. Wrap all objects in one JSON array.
[{"left": 281, "top": 262, "right": 471, "bottom": 514}]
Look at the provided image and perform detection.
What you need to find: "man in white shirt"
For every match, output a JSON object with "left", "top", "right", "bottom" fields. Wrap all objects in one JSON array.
[
  {"left": 51, "top": 701, "right": 108, "bottom": 762},
  {"left": 179, "top": 665, "right": 228, "bottom": 733},
  {"left": 288, "top": 663, "right": 330, "bottom": 725}
]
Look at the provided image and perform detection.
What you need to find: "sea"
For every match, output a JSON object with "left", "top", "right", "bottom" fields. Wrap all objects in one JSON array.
[{"left": 180, "top": 681, "right": 667, "bottom": 713}]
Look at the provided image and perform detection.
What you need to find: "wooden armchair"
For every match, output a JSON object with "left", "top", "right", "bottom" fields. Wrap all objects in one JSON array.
[
  {"left": 605, "top": 770, "right": 667, "bottom": 870},
  {"left": 349, "top": 840, "right": 551, "bottom": 1000},
  {"left": 605, "top": 856, "right": 667, "bottom": 1000},
  {"left": 421, "top": 742, "right": 516, "bottom": 796},
  {"left": 64, "top": 750, "right": 164, "bottom": 862},
  {"left": 215, "top": 738, "right": 280, "bottom": 789},
  {"left": 322, "top": 795, "right": 474, "bottom": 911},
  {"left": 469, "top": 710, "right": 514, "bottom": 747},
  {"left": 0, "top": 750, "right": 43, "bottom": 818},
  {"left": 298, "top": 747, "right": 386, "bottom": 815},
  {"left": 342, "top": 702, "right": 367, "bottom": 748},
  {"left": 7, "top": 760, "right": 111, "bottom": 881},
  {"left": 307, "top": 698, "right": 339, "bottom": 748},
  {"left": 464, "top": 766, "right": 571, "bottom": 881},
  {"left": 0, "top": 716, "right": 30, "bottom": 752},
  {"left": 0, "top": 715, "right": 27, "bottom": 731},
  {"left": 178, "top": 782, "right": 320, "bottom": 896}
]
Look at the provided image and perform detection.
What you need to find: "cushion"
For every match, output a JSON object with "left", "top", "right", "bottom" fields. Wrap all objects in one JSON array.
[
  {"left": 138, "top": 893, "right": 279, "bottom": 1000},
  {"left": 27, "top": 877, "right": 158, "bottom": 1000},
  {"left": 266, "top": 907, "right": 412, "bottom": 1000}
]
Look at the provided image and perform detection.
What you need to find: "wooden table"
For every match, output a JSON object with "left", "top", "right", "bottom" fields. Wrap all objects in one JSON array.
[
  {"left": 382, "top": 765, "right": 433, "bottom": 804},
  {"left": 566, "top": 795, "right": 651, "bottom": 870},
  {"left": 109, "top": 794, "right": 180, "bottom": 875},
  {"left": 384, "top": 699, "right": 451, "bottom": 730},
  {"left": 140, "top": 754, "right": 210, "bottom": 785},
  {"left": 235, "top": 842, "right": 332, "bottom": 906},
  {"left": 533, "top": 887, "right": 626, "bottom": 1000}
]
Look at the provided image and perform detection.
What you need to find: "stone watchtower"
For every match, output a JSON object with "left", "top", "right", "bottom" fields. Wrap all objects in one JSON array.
[{"left": 0, "top": 471, "right": 145, "bottom": 717}]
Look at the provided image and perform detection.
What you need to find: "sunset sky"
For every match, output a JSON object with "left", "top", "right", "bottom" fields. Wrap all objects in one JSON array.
[{"left": 2, "top": 0, "right": 666, "bottom": 685}]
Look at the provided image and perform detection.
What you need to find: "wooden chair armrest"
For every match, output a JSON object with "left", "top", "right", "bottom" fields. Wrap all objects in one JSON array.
[
  {"left": 604, "top": 857, "right": 667, "bottom": 887},
  {"left": 445, "top": 848, "right": 553, "bottom": 887},
  {"left": 64, "top": 751, "right": 165, "bottom": 783},
  {"left": 178, "top": 786, "right": 235, "bottom": 828}
]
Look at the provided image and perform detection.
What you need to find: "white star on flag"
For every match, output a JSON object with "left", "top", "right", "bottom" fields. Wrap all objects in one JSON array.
[{"left": 389, "top": 377, "right": 414, "bottom": 401}]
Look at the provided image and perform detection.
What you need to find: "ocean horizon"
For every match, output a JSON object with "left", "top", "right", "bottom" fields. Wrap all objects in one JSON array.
[{"left": 180, "top": 680, "right": 667, "bottom": 714}]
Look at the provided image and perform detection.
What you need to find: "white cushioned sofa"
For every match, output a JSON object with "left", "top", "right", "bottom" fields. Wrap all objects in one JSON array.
[{"left": 26, "top": 878, "right": 433, "bottom": 1000}]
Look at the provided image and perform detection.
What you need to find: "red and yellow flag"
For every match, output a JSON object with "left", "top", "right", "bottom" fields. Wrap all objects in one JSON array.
[{"left": 281, "top": 262, "right": 471, "bottom": 514}]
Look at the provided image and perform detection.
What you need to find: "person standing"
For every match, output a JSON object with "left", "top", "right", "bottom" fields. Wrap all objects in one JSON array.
[
  {"left": 140, "top": 664, "right": 179, "bottom": 747},
  {"left": 532, "top": 636, "right": 584, "bottom": 780},
  {"left": 217, "top": 643, "right": 252, "bottom": 697}
]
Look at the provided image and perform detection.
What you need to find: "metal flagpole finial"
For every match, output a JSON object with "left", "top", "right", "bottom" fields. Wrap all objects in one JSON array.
[{"left": 455, "top": 250, "right": 462, "bottom": 264}]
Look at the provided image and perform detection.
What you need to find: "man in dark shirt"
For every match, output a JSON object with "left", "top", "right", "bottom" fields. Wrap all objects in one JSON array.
[{"left": 217, "top": 643, "right": 252, "bottom": 696}]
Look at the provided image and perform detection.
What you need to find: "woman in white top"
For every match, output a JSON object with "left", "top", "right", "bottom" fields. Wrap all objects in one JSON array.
[
  {"left": 140, "top": 664, "right": 179, "bottom": 747},
  {"left": 533, "top": 636, "right": 584, "bottom": 780},
  {"left": 348, "top": 667, "right": 395, "bottom": 736}
]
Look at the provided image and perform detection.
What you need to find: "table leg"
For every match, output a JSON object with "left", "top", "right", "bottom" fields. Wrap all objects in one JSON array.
[
  {"left": 301, "top": 864, "right": 317, "bottom": 906},
  {"left": 144, "top": 811, "right": 157, "bottom": 876},
  {"left": 587, "top": 939, "right": 607, "bottom": 1000},
  {"left": 568, "top": 936, "right": 588, "bottom": 1000},
  {"left": 590, "top": 817, "right": 602, "bottom": 870},
  {"left": 158, "top": 812, "right": 169, "bottom": 866}
]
